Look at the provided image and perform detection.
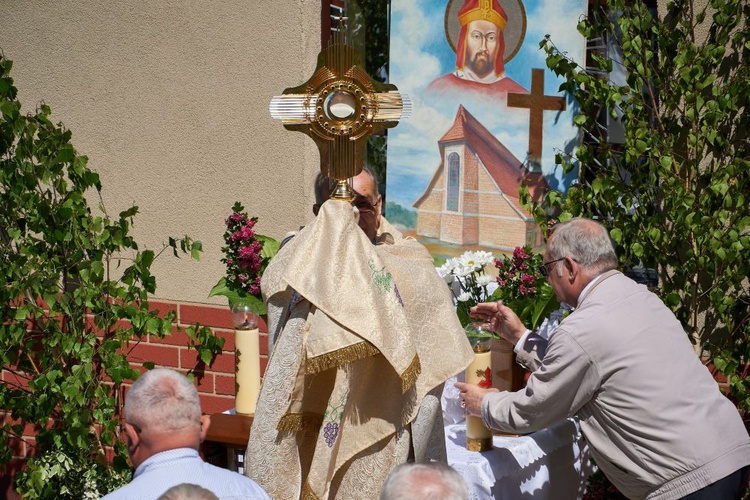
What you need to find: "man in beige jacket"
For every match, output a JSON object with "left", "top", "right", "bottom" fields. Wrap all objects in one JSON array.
[{"left": 457, "top": 218, "right": 749, "bottom": 499}]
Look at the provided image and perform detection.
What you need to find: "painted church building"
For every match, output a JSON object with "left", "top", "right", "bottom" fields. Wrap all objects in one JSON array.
[{"left": 413, "top": 105, "right": 548, "bottom": 251}]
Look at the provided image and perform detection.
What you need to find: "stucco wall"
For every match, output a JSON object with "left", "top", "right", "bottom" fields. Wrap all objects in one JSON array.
[{"left": 0, "top": 0, "right": 321, "bottom": 304}]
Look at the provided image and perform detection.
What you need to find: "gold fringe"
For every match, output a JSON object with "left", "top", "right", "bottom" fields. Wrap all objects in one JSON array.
[
  {"left": 400, "top": 354, "right": 421, "bottom": 394},
  {"left": 276, "top": 412, "right": 324, "bottom": 433},
  {"left": 301, "top": 480, "right": 319, "bottom": 500},
  {"left": 305, "top": 341, "right": 381, "bottom": 375}
]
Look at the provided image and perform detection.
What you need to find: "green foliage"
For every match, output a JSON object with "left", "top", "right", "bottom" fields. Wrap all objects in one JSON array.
[
  {"left": 15, "top": 449, "right": 130, "bottom": 499},
  {"left": 537, "top": 0, "right": 749, "bottom": 412},
  {"left": 0, "top": 52, "right": 224, "bottom": 497},
  {"left": 384, "top": 201, "right": 417, "bottom": 229}
]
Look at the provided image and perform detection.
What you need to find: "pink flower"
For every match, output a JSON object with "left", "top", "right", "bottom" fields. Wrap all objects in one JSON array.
[
  {"left": 238, "top": 241, "right": 261, "bottom": 259},
  {"left": 513, "top": 247, "right": 529, "bottom": 260},
  {"left": 232, "top": 225, "right": 256, "bottom": 242},
  {"left": 227, "top": 212, "right": 246, "bottom": 225},
  {"left": 521, "top": 273, "right": 535, "bottom": 284},
  {"left": 247, "top": 276, "right": 261, "bottom": 296}
]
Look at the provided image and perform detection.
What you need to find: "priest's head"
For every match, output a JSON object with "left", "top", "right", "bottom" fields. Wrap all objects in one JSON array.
[
  {"left": 313, "top": 166, "right": 382, "bottom": 243},
  {"left": 455, "top": 0, "right": 508, "bottom": 80}
]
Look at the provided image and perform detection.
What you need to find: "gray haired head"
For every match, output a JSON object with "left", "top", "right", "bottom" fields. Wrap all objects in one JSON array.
[
  {"left": 124, "top": 368, "right": 201, "bottom": 434},
  {"left": 547, "top": 218, "right": 618, "bottom": 276},
  {"left": 380, "top": 462, "right": 468, "bottom": 500}
]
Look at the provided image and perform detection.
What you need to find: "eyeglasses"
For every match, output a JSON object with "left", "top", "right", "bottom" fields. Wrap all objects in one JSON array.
[
  {"left": 538, "top": 257, "right": 566, "bottom": 277},
  {"left": 353, "top": 196, "right": 380, "bottom": 215}
]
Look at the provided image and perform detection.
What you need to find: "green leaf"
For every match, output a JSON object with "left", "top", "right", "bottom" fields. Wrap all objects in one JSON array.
[
  {"left": 258, "top": 235, "right": 279, "bottom": 260},
  {"left": 190, "top": 240, "right": 203, "bottom": 261},
  {"left": 200, "top": 349, "right": 213, "bottom": 366},
  {"left": 632, "top": 242, "right": 644, "bottom": 258}
]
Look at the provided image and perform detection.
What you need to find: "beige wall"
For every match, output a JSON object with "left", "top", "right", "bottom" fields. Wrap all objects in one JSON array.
[{"left": 0, "top": 0, "right": 321, "bottom": 304}]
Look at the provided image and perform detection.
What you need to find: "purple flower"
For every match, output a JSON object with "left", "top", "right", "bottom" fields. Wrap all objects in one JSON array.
[{"left": 219, "top": 203, "right": 268, "bottom": 298}]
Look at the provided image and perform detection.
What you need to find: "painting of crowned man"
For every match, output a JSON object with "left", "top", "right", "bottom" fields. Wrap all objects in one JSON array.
[{"left": 386, "top": 0, "right": 587, "bottom": 260}]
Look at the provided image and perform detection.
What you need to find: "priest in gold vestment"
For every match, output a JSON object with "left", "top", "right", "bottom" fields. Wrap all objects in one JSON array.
[{"left": 244, "top": 181, "right": 473, "bottom": 499}]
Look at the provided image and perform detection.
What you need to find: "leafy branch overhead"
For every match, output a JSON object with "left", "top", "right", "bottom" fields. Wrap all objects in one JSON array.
[
  {"left": 0, "top": 53, "right": 223, "bottom": 497},
  {"left": 529, "top": 0, "right": 749, "bottom": 412}
]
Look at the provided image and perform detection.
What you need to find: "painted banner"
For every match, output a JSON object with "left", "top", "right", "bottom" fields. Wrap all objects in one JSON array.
[{"left": 386, "top": 0, "right": 587, "bottom": 261}]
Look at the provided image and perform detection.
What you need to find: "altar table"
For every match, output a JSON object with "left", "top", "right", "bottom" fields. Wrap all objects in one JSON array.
[
  {"left": 441, "top": 374, "right": 593, "bottom": 499},
  {"left": 205, "top": 395, "right": 593, "bottom": 498},
  {"left": 445, "top": 419, "right": 593, "bottom": 499}
]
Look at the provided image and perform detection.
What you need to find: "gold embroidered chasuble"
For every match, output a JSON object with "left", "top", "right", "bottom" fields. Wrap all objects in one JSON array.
[{"left": 245, "top": 201, "right": 473, "bottom": 499}]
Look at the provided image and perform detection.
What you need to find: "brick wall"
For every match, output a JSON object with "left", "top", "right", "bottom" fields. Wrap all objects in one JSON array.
[{"left": 1, "top": 300, "right": 269, "bottom": 498}]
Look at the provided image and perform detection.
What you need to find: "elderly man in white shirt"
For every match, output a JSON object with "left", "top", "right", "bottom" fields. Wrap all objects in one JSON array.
[{"left": 103, "top": 369, "right": 269, "bottom": 500}]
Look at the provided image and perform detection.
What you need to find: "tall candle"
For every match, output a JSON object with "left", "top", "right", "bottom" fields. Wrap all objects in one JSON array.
[
  {"left": 465, "top": 344, "right": 493, "bottom": 451},
  {"left": 235, "top": 327, "right": 261, "bottom": 415}
]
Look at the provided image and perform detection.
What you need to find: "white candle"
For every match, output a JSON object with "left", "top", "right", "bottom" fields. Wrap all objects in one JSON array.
[
  {"left": 465, "top": 346, "right": 493, "bottom": 451},
  {"left": 235, "top": 327, "right": 261, "bottom": 415}
]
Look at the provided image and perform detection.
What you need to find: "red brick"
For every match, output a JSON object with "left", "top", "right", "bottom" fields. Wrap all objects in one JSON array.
[
  {"left": 260, "top": 357, "right": 269, "bottom": 377},
  {"left": 125, "top": 342, "right": 180, "bottom": 368},
  {"left": 21, "top": 421, "right": 40, "bottom": 437},
  {"left": 258, "top": 316, "right": 268, "bottom": 333},
  {"left": 214, "top": 329, "right": 235, "bottom": 352},
  {"left": 115, "top": 319, "right": 133, "bottom": 330},
  {"left": 198, "top": 394, "right": 234, "bottom": 415},
  {"left": 2, "top": 372, "right": 30, "bottom": 391},
  {"left": 179, "top": 304, "right": 233, "bottom": 330},
  {"left": 260, "top": 333, "right": 269, "bottom": 356},
  {"left": 207, "top": 352, "right": 236, "bottom": 375},
  {"left": 149, "top": 325, "right": 188, "bottom": 346},
  {"left": 180, "top": 349, "right": 201, "bottom": 372},
  {"left": 8, "top": 436, "right": 25, "bottom": 458},
  {"left": 148, "top": 300, "right": 178, "bottom": 320},
  {"left": 181, "top": 349, "right": 235, "bottom": 375},
  {"left": 215, "top": 374, "right": 236, "bottom": 396},
  {"left": 192, "top": 372, "right": 215, "bottom": 394},
  {"left": 22, "top": 437, "right": 39, "bottom": 458}
]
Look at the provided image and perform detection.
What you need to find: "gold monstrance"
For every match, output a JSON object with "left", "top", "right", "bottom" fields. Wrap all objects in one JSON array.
[{"left": 269, "top": 33, "right": 411, "bottom": 201}]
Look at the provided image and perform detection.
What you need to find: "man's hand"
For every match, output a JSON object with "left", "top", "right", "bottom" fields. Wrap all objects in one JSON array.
[
  {"left": 454, "top": 381, "right": 499, "bottom": 417},
  {"left": 470, "top": 301, "right": 527, "bottom": 344}
]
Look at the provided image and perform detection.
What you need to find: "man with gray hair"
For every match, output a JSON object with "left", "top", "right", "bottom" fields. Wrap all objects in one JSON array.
[
  {"left": 103, "top": 368, "right": 269, "bottom": 500},
  {"left": 457, "top": 218, "right": 750, "bottom": 499},
  {"left": 380, "top": 462, "right": 468, "bottom": 500}
]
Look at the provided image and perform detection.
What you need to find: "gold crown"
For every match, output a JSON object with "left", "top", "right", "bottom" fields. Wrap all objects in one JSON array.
[{"left": 458, "top": 0, "right": 507, "bottom": 31}]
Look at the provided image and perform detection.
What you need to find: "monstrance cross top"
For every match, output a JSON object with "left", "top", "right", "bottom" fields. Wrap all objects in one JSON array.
[{"left": 270, "top": 32, "right": 411, "bottom": 201}]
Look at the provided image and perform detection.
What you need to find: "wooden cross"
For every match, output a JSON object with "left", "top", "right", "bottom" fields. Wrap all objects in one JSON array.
[{"left": 507, "top": 68, "right": 566, "bottom": 170}]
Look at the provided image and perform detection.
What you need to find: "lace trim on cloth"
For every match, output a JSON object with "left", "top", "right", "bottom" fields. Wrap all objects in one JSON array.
[
  {"left": 400, "top": 354, "right": 421, "bottom": 394},
  {"left": 277, "top": 412, "right": 324, "bottom": 433},
  {"left": 305, "top": 341, "right": 381, "bottom": 375}
]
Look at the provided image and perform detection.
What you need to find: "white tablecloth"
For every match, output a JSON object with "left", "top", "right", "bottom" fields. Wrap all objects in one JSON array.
[{"left": 442, "top": 376, "right": 593, "bottom": 499}]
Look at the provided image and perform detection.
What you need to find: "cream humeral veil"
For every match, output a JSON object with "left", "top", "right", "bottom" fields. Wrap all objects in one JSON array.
[{"left": 245, "top": 201, "right": 473, "bottom": 499}]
